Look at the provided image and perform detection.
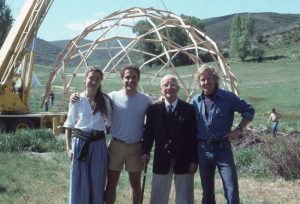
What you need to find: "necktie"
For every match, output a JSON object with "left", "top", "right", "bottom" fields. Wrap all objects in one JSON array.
[{"left": 168, "top": 104, "right": 173, "bottom": 113}]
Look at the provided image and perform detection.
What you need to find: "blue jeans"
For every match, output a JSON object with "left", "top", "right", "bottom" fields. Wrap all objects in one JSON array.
[
  {"left": 271, "top": 121, "right": 279, "bottom": 137},
  {"left": 197, "top": 141, "right": 239, "bottom": 204}
]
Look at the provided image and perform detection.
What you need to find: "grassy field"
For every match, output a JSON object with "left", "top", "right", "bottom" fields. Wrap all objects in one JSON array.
[
  {"left": 0, "top": 151, "right": 299, "bottom": 204},
  {"left": 230, "top": 59, "right": 300, "bottom": 131}
]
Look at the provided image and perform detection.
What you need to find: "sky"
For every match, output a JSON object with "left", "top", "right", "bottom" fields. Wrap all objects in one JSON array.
[{"left": 7, "top": 0, "right": 300, "bottom": 41}]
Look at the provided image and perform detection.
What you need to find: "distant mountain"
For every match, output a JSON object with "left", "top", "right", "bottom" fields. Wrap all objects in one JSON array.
[
  {"left": 35, "top": 39, "right": 97, "bottom": 65},
  {"left": 35, "top": 38, "right": 134, "bottom": 67},
  {"left": 34, "top": 38, "right": 61, "bottom": 65},
  {"left": 35, "top": 12, "right": 300, "bottom": 65}
]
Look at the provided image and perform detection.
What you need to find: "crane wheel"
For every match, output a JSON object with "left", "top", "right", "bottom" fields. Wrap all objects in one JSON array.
[
  {"left": 0, "top": 119, "right": 8, "bottom": 133},
  {"left": 11, "top": 118, "right": 35, "bottom": 131}
]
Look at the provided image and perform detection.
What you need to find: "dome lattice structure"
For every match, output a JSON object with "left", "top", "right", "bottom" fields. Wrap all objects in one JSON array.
[{"left": 44, "top": 7, "right": 237, "bottom": 105}]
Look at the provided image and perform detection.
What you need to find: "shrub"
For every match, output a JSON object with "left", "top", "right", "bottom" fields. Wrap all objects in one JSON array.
[
  {"left": 256, "top": 34, "right": 265, "bottom": 43},
  {"left": 250, "top": 47, "right": 265, "bottom": 62},
  {"left": 233, "top": 146, "right": 273, "bottom": 178},
  {"left": 261, "top": 135, "right": 300, "bottom": 180},
  {"left": 0, "top": 129, "right": 65, "bottom": 152}
]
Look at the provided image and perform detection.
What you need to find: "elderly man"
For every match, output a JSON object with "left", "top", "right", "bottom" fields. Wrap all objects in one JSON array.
[
  {"left": 142, "top": 74, "right": 197, "bottom": 204},
  {"left": 192, "top": 65, "right": 255, "bottom": 204}
]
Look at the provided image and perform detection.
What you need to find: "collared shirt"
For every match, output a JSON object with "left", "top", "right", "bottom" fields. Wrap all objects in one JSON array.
[
  {"left": 64, "top": 92, "right": 112, "bottom": 132},
  {"left": 164, "top": 98, "right": 178, "bottom": 113},
  {"left": 192, "top": 88, "right": 255, "bottom": 140}
]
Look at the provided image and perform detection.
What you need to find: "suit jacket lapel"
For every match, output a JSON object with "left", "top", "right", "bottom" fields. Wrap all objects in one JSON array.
[
  {"left": 160, "top": 102, "right": 169, "bottom": 143},
  {"left": 169, "top": 99, "right": 183, "bottom": 138}
]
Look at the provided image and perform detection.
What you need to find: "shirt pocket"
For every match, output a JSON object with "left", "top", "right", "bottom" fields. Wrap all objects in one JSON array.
[
  {"left": 212, "top": 107, "right": 230, "bottom": 129},
  {"left": 215, "top": 107, "right": 228, "bottom": 117}
]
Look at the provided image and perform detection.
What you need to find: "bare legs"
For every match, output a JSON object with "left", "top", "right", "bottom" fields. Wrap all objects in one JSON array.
[{"left": 105, "top": 170, "right": 141, "bottom": 204}]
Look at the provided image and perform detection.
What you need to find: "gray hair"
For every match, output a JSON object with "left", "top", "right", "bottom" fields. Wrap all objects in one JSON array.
[{"left": 160, "top": 74, "right": 179, "bottom": 86}]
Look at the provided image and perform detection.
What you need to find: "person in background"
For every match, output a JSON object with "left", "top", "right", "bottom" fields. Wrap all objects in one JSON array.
[
  {"left": 50, "top": 91, "right": 55, "bottom": 107},
  {"left": 44, "top": 98, "right": 49, "bottom": 112},
  {"left": 192, "top": 65, "right": 255, "bottom": 204},
  {"left": 141, "top": 74, "right": 197, "bottom": 204},
  {"left": 268, "top": 108, "right": 281, "bottom": 137},
  {"left": 64, "top": 67, "right": 112, "bottom": 204}
]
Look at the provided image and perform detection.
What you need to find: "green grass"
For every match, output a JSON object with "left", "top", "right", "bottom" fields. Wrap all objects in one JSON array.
[
  {"left": 1, "top": 151, "right": 299, "bottom": 204},
  {"left": 229, "top": 60, "right": 300, "bottom": 130},
  {"left": 264, "top": 41, "right": 300, "bottom": 57},
  {"left": 233, "top": 146, "right": 273, "bottom": 179},
  {"left": 0, "top": 132, "right": 299, "bottom": 203},
  {"left": 0, "top": 152, "right": 69, "bottom": 204},
  {"left": 0, "top": 129, "right": 65, "bottom": 152}
]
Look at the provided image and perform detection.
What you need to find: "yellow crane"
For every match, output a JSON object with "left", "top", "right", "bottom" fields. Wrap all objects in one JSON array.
[{"left": 0, "top": 0, "right": 66, "bottom": 133}]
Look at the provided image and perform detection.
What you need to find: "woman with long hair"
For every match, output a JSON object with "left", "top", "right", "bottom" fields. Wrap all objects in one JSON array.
[{"left": 64, "top": 67, "right": 112, "bottom": 204}]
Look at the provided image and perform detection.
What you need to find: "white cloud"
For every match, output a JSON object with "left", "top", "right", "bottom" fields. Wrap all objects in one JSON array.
[
  {"left": 64, "top": 12, "right": 106, "bottom": 32},
  {"left": 65, "top": 19, "right": 98, "bottom": 31}
]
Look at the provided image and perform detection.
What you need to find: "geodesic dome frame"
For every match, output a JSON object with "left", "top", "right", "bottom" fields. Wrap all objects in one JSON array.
[{"left": 44, "top": 7, "right": 237, "bottom": 106}]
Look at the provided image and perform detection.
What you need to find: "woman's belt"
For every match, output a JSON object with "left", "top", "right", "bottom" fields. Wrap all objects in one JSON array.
[{"left": 74, "top": 129, "right": 105, "bottom": 161}]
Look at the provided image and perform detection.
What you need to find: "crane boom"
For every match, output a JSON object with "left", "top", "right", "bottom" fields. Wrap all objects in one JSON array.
[
  {"left": 0, "top": 0, "right": 53, "bottom": 112},
  {"left": 0, "top": 0, "right": 66, "bottom": 135}
]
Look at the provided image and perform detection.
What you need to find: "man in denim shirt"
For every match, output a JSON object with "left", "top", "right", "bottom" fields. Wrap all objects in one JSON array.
[{"left": 192, "top": 65, "right": 255, "bottom": 204}]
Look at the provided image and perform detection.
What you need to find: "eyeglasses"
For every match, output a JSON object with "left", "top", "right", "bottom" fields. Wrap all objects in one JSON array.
[{"left": 161, "top": 83, "right": 177, "bottom": 89}]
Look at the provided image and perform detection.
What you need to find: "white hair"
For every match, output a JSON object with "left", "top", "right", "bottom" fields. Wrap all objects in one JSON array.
[{"left": 160, "top": 74, "right": 179, "bottom": 86}]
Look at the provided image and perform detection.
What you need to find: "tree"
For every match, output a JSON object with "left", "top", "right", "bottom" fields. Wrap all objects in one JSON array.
[
  {"left": 229, "top": 14, "right": 254, "bottom": 61},
  {"left": 0, "top": 0, "right": 13, "bottom": 47},
  {"left": 132, "top": 15, "right": 205, "bottom": 66},
  {"left": 132, "top": 19, "right": 161, "bottom": 67},
  {"left": 180, "top": 14, "right": 205, "bottom": 31}
]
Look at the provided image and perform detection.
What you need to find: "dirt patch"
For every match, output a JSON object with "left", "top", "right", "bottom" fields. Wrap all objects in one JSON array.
[
  {"left": 237, "top": 178, "right": 300, "bottom": 203},
  {"left": 232, "top": 129, "right": 300, "bottom": 148}
]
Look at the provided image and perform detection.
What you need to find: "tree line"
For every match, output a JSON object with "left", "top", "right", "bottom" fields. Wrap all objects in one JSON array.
[{"left": 132, "top": 13, "right": 263, "bottom": 65}]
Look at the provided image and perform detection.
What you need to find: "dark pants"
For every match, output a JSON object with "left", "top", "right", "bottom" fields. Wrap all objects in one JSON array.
[
  {"left": 197, "top": 141, "right": 239, "bottom": 204},
  {"left": 271, "top": 121, "right": 279, "bottom": 137}
]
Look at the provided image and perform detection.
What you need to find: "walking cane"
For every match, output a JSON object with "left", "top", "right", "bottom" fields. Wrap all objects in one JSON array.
[{"left": 140, "top": 163, "right": 148, "bottom": 204}]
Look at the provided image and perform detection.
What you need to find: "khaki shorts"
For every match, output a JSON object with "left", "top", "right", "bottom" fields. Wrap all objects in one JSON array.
[{"left": 108, "top": 139, "right": 143, "bottom": 172}]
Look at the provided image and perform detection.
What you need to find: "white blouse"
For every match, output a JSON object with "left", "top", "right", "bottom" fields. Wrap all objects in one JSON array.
[{"left": 64, "top": 92, "right": 112, "bottom": 131}]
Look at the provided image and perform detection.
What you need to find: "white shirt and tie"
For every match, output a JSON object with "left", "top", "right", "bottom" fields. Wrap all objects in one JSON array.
[{"left": 165, "top": 99, "right": 178, "bottom": 113}]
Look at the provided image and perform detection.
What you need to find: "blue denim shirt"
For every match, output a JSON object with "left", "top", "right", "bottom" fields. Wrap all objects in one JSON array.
[{"left": 192, "top": 88, "right": 255, "bottom": 140}]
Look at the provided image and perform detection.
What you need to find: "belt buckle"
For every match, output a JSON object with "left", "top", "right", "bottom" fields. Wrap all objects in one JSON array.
[{"left": 207, "top": 139, "right": 212, "bottom": 145}]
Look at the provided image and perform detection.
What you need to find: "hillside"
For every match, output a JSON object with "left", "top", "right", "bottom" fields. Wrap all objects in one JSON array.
[
  {"left": 34, "top": 12, "right": 300, "bottom": 65},
  {"left": 204, "top": 12, "right": 300, "bottom": 46},
  {"left": 34, "top": 38, "right": 62, "bottom": 65}
]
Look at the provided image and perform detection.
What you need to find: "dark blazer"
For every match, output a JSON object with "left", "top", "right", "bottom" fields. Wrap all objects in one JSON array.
[{"left": 142, "top": 99, "right": 197, "bottom": 174}]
